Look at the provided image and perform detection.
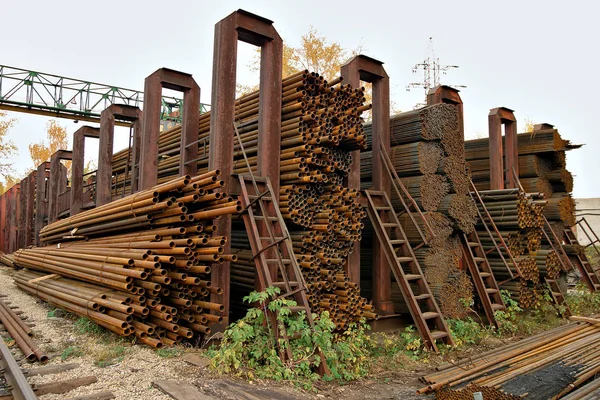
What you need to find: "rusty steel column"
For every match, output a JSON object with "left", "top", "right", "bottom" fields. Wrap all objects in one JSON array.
[
  {"left": 34, "top": 163, "right": 50, "bottom": 246},
  {"left": 341, "top": 55, "right": 392, "bottom": 313},
  {"left": 139, "top": 68, "right": 200, "bottom": 190},
  {"left": 488, "top": 107, "right": 518, "bottom": 190},
  {"left": 70, "top": 126, "right": 99, "bottom": 216},
  {"left": 0, "top": 194, "right": 5, "bottom": 253},
  {"left": 209, "top": 9, "right": 283, "bottom": 329},
  {"left": 97, "top": 105, "right": 143, "bottom": 206},
  {"left": 427, "top": 85, "right": 464, "bottom": 139},
  {"left": 24, "top": 172, "right": 35, "bottom": 247},
  {"left": 8, "top": 185, "right": 19, "bottom": 253},
  {"left": 48, "top": 150, "right": 73, "bottom": 224},
  {"left": 18, "top": 177, "right": 27, "bottom": 249}
]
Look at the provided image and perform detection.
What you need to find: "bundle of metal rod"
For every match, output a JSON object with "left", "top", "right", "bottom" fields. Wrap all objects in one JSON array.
[
  {"left": 547, "top": 168, "right": 574, "bottom": 193},
  {"left": 0, "top": 252, "right": 14, "bottom": 268},
  {"left": 546, "top": 193, "right": 576, "bottom": 227},
  {"left": 13, "top": 173, "right": 237, "bottom": 348},
  {"left": 435, "top": 384, "right": 521, "bottom": 400},
  {"left": 469, "top": 155, "right": 551, "bottom": 180},
  {"left": 360, "top": 141, "right": 444, "bottom": 178},
  {"left": 0, "top": 297, "right": 47, "bottom": 362},
  {"left": 420, "top": 320, "right": 600, "bottom": 398},
  {"left": 363, "top": 103, "right": 460, "bottom": 148}
]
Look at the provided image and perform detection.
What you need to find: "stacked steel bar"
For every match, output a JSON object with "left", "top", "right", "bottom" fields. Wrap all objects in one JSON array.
[
  {"left": 419, "top": 319, "right": 600, "bottom": 398},
  {"left": 0, "top": 297, "right": 46, "bottom": 362},
  {"left": 104, "top": 71, "right": 372, "bottom": 327},
  {"left": 475, "top": 189, "right": 548, "bottom": 308},
  {"left": 465, "top": 128, "right": 580, "bottom": 231},
  {"left": 361, "top": 104, "right": 477, "bottom": 318},
  {"left": 13, "top": 172, "right": 238, "bottom": 348}
]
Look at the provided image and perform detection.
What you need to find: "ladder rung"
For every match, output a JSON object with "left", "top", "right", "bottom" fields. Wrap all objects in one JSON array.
[
  {"left": 551, "top": 292, "right": 563, "bottom": 298},
  {"left": 259, "top": 237, "right": 287, "bottom": 241},
  {"left": 480, "top": 272, "right": 492, "bottom": 278},
  {"left": 397, "top": 256, "right": 414, "bottom": 263},
  {"left": 254, "top": 216, "right": 279, "bottom": 222},
  {"left": 491, "top": 304, "right": 505, "bottom": 311},
  {"left": 485, "top": 288, "right": 498, "bottom": 295},
  {"left": 376, "top": 206, "right": 392, "bottom": 211},
  {"left": 422, "top": 312, "right": 439, "bottom": 320},
  {"left": 405, "top": 274, "right": 422, "bottom": 281},
  {"left": 468, "top": 242, "right": 480, "bottom": 247},
  {"left": 382, "top": 223, "right": 397, "bottom": 228},
  {"left": 414, "top": 294, "right": 431, "bottom": 301},
  {"left": 473, "top": 257, "right": 486, "bottom": 263},
  {"left": 286, "top": 306, "right": 306, "bottom": 314},
  {"left": 390, "top": 239, "right": 406, "bottom": 245},
  {"left": 265, "top": 259, "right": 291, "bottom": 263},
  {"left": 430, "top": 330, "right": 449, "bottom": 340},
  {"left": 272, "top": 281, "right": 298, "bottom": 288}
]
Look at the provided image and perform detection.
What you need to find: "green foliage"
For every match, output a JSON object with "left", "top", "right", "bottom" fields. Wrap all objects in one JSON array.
[
  {"left": 566, "top": 283, "right": 600, "bottom": 316},
  {"left": 73, "top": 317, "right": 106, "bottom": 336},
  {"left": 157, "top": 348, "right": 183, "bottom": 358},
  {"left": 94, "top": 345, "right": 126, "bottom": 368},
  {"left": 447, "top": 317, "right": 490, "bottom": 347},
  {"left": 208, "top": 287, "right": 373, "bottom": 389},
  {"left": 494, "top": 290, "right": 522, "bottom": 336},
  {"left": 61, "top": 346, "right": 83, "bottom": 361}
]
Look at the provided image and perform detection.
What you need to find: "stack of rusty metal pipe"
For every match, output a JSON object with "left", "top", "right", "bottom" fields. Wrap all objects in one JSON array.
[
  {"left": 13, "top": 172, "right": 237, "bottom": 348},
  {"left": 107, "top": 71, "right": 373, "bottom": 326},
  {"left": 420, "top": 319, "right": 600, "bottom": 398},
  {"left": 0, "top": 297, "right": 47, "bottom": 362},
  {"left": 465, "top": 128, "right": 580, "bottom": 234},
  {"left": 360, "top": 103, "right": 477, "bottom": 318}
]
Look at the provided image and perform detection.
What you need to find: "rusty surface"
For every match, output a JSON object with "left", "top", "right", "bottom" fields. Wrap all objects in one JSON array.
[
  {"left": 24, "top": 172, "right": 36, "bottom": 247},
  {"left": 427, "top": 85, "right": 464, "bottom": 139},
  {"left": 35, "top": 162, "right": 51, "bottom": 246},
  {"left": 48, "top": 150, "right": 73, "bottom": 224},
  {"left": 139, "top": 68, "right": 200, "bottom": 190},
  {"left": 70, "top": 126, "right": 100, "bottom": 216},
  {"left": 488, "top": 107, "right": 518, "bottom": 190},
  {"left": 340, "top": 54, "right": 392, "bottom": 313},
  {"left": 97, "top": 105, "right": 142, "bottom": 206},
  {"left": 18, "top": 177, "right": 27, "bottom": 249},
  {"left": 208, "top": 9, "right": 283, "bottom": 327}
]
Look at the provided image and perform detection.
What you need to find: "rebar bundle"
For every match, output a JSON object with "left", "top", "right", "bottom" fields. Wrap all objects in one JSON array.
[
  {"left": 420, "top": 320, "right": 600, "bottom": 399},
  {"left": 13, "top": 172, "right": 237, "bottom": 348}
]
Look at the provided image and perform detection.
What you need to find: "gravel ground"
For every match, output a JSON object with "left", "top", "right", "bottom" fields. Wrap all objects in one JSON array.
[{"left": 0, "top": 265, "right": 432, "bottom": 400}]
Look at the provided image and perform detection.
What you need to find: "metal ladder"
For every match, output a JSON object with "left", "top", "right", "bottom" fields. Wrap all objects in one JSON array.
[
  {"left": 468, "top": 180, "right": 521, "bottom": 279},
  {"left": 575, "top": 217, "right": 600, "bottom": 269},
  {"left": 564, "top": 227, "right": 600, "bottom": 292},
  {"left": 379, "top": 142, "right": 434, "bottom": 249},
  {"left": 460, "top": 232, "right": 505, "bottom": 328},
  {"left": 364, "top": 190, "right": 453, "bottom": 351},
  {"left": 544, "top": 277, "right": 571, "bottom": 316},
  {"left": 233, "top": 123, "right": 329, "bottom": 375}
]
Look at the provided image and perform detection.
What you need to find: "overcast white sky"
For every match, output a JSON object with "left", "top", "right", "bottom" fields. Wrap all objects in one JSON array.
[{"left": 1, "top": 0, "right": 598, "bottom": 197}]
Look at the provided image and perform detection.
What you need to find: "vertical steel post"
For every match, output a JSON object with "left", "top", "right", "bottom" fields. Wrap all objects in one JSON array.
[
  {"left": 97, "top": 105, "right": 142, "bottom": 206},
  {"left": 427, "top": 85, "right": 464, "bottom": 139},
  {"left": 209, "top": 9, "right": 283, "bottom": 329},
  {"left": 18, "top": 177, "right": 27, "bottom": 249},
  {"left": 34, "top": 162, "right": 50, "bottom": 246},
  {"left": 48, "top": 150, "right": 73, "bottom": 224},
  {"left": 70, "top": 126, "right": 99, "bottom": 216},
  {"left": 24, "top": 172, "right": 35, "bottom": 247},
  {"left": 139, "top": 68, "right": 200, "bottom": 190},
  {"left": 488, "top": 107, "right": 518, "bottom": 190},
  {"left": 340, "top": 55, "right": 392, "bottom": 313}
]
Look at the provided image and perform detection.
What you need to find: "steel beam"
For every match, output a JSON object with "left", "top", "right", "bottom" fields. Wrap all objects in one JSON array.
[
  {"left": 70, "top": 126, "right": 99, "bottom": 216},
  {"left": 24, "top": 172, "right": 35, "bottom": 247},
  {"left": 341, "top": 55, "right": 392, "bottom": 313},
  {"left": 427, "top": 85, "right": 464, "bottom": 139},
  {"left": 8, "top": 185, "right": 19, "bottom": 253},
  {"left": 140, "top": 68, "right": 200, "bottom": 190},
  {"left": 97, "top": 105, "right": 142, "bottom": 206},
  {"left": 48, "top": 150, "right": 73, "bottom": 224},
  {"left": 18, "top": 177, "right": 27, "bottom": 249},
  {"left": 35, "top": 162, "right": 51, "bottom": 246},
  {"left": 533, "top": 123, "right": 554, "bottom": 132},
  {"left": 488, "top": 107, "right": 518, "bottom": 190},
  {"left": 0, "top": 191, "right": 5, "bottom": 252},
  {"left": 208, "top": 9, "right": 283, "bottom": 329}
]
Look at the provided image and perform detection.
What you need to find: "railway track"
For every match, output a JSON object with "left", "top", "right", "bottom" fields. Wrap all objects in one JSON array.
[{"left": 0, "top": 336, "right": 37, "bottom": 400}]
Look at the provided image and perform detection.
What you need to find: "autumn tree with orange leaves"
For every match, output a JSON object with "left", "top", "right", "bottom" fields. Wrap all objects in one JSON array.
[
  {"left": 29, "top": 120, "right": 69, "bottom": 168},
  {"left": 0, "top": 111, "right": 17, "bottom": 180}
]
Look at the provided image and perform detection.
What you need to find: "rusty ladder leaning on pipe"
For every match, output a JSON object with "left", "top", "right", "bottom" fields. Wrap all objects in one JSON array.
[
  {"left": 564, "top": 226, "right": 600, "bottom": 292},
  {"left": 511, "top": 168, "right": 575, "bottom": 313},
  {"left": 233, "top": 122, "right": 330, "bottom": 375},
  {"left": 364, "top": 144, "right": 453, "bottom": 351},
  {"left": 576, "top": 217, "right": 600, "bottom": 266}
]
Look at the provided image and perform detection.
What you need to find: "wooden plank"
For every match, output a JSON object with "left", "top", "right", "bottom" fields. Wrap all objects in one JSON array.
[
  {"left": 153, "top": 379, "right": 214, "bottom": 400},
  {"left": 22, "top": 362, "right": 80, "bottom": 376},
  {"left": 33, "top": 375, "right": 97, "bottom": 396},
  {"left": 182, "top": 353, "right": 210, "bottom": 368},
  {"left": 64, "top": 391, "right": 116, "bottom": 400}
]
